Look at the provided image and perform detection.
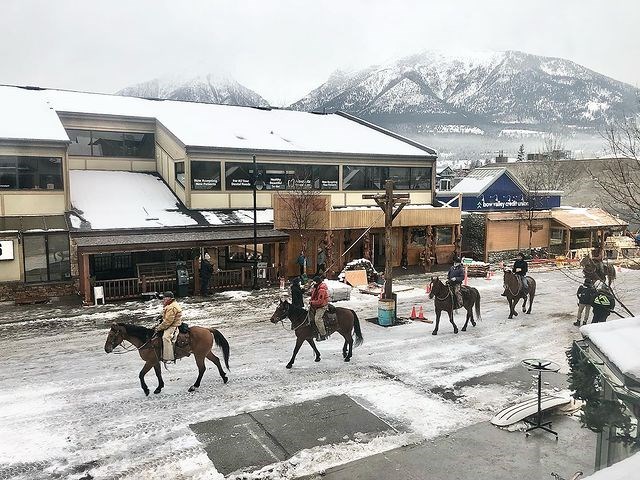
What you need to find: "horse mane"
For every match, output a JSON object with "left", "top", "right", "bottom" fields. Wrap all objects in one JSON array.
[
  {"left": 118, "top": 323, "right": 154, "bottom": 341},
  {"left": 289, "top": 305, "right": 308, "bottom": 317}
]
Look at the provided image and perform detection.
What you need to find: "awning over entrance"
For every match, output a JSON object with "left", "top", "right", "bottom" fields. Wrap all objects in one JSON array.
[
  {"left": 551, "top": 207, "right": 628, "bottom": 230},
  {"left": 73, "top": 226, "right": 288, "bottom": 253},
  {"left": 0, "top": 215, "right": 68, "bottom": 233}
]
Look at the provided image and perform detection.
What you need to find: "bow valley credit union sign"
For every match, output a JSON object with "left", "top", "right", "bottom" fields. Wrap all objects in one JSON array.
[{"left": 477, "top": 194, "right": 529, "bottom": 210}]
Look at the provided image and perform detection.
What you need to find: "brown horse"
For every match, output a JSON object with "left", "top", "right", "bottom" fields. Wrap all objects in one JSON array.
[
  {"left": 104, "top": 323, "right": 230, "bottom": 395},
  {"left": 428, "top": 277, "right": 482, "bottom": 335},
  {"left": 270, "top": 300, "right": 363, "bottom": 369},
  {"left": 503, "top": 270, "right": 536, "bottom": 318},
  {"left": 580, "top": 256, "right": 616, "bottom": 286}
]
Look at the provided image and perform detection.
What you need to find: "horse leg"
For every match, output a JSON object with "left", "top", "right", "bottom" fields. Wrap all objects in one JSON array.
[
  {"left": 527, "top": 292, "right": 534, "bottom": 314},
  {"left": 188, "top": 355, "right": 206, "bottom": 392},
  {"left": 139, "top": 361, "right": 154, "bottom": 396},
  {"left": 206, "top": 351, "right": 228, "bottom": 384},
  {"left": 286, "top": 337, "right": 305, "bottom": 369},
  {"left": 306, "top": 338, "right": 321, "bottom": 362},
  {"left": 461, "top": 306, "right": 470, "bottom": 332},
  {"left": 342, "top": 338, "right": 348, "bottom": 358},
  {"left": 341, "top": 331, "right": 353, "bottom": 362},
  {"left": 153, "top": 363, "right": 164, "bottom": 394},
  {"left": 432, "top": 309, "right": 441, "bottom": 335},
  {"left": 448, "top": 309, "right": 459, "bottom": 334},
  {"left": 522, "top": 295, "right": 527, "bottom": 313},
  {"left": 507, "top": 298, "right": 515, "bottom": 319}
]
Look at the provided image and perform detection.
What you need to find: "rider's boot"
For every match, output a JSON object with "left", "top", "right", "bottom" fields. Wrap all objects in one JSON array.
[{"left": 501, "top": 289, "right": 507, "bottom": 297}]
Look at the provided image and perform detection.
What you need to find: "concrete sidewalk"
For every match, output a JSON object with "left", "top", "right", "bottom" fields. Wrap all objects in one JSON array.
[{"left": 300, "top": 416, "right": 595, "bottom": 480}]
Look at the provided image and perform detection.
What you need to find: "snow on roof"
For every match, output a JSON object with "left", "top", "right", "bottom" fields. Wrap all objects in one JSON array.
[
  {"left": 551, "top": 207, "right": 628, "bottom": 229},
  {"left": 447, "top": 167, "right": 507, "bottom": 195},
  {"left": 0, "top": 86, "right": 69, "bottom": 143},
  {"left": 583, "top": 451, "right": 640, "bottom": 479},
  {"left": 0, "top": 85, "right": 434, "bottom": 157},
  {"left": 581, "top": 317, "right": 640, "bottom": 383},
  {"left": 68, "top": 170, "right": 274, "bottom": 231}
]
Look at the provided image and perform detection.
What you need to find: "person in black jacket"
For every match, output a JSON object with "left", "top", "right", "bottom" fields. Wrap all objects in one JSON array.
[
  {"left": 200, "top": 253, "right": 214, "bottom": 296},
  {"left": 592, "top": 285, "right": 616, "bottom": 323},
  {"left": 290, "top": 276, "right": 304, "bottom": 310},
  {"left": 574, "top": 278, "right": 595, "bottom": 326},
  {"left": 447, "top": 257, "right": 465, "bottom": 307},
  {"left": 512, "top": 252, "right": 529, "bottom": 294}
]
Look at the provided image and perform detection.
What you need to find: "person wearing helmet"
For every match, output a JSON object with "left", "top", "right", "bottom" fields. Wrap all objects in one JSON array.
[
  {"left": 154, "top": 291, "right": 183, "bottom": 362},
  {"left": 447, "top": 256, "right": 464, "bottom": 307},
  {"left": 512, "top": 252, "right": 529, "bottom": 295},
  {"left": 310, "top": 275, "right": 329, "bottom": 340}
]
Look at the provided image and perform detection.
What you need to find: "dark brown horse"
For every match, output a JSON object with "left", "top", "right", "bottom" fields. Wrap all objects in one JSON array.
[
  {"left": 270, "top": 300, "right": 363, "bottom": 369},
  {"left": 428, "top": 277, "right": 482, "bottom": 335},
  {"left": 580, "top": 256, "right": 616, "bottom": 286},
  {"left": 104, "top": 323, "right": 230, "bottom": 395},
  {"left": 503, "top": 270, "right": 536, "bottom": 318}
]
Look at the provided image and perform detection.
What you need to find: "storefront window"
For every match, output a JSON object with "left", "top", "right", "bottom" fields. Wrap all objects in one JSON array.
[
  {"left": 23, "top": 233, "right": 70, "bottom": 283},
  {"left": 191, "top": 161, "right": 221, "bottom": 190},
  {"left": 550, "top": 228, "right": 565, "bottom": 246},
  {"left": 435, "top": 227, "right": 453, "bottom": 245},
  {"left": 0, "top": 156, "right": 63, "bottom": 190},
  {"left": 225, "top": 162, "right": 338, "bottom": 191},
  {"left": 411, "top": 228, "right": 427, "bottom": 246},
  {"left": 227, "top": 244, "right": 265, "bottom": 262},
  {"left": 175, "top": 162, "right": 185, "bottom": 187},
  {"left": 65, "top": 129, "right": 155, "bottom": 158},
  {"left": 343, "top": 165, "right": 432, "bottom": 190}
]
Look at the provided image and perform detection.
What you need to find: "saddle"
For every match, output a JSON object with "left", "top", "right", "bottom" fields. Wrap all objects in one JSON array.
[
  {"left": 310, "top": 305, "right": 338, "bottom": 337},
  {"left": 156, "top": 323, "right": 192, "bottom": 359}
]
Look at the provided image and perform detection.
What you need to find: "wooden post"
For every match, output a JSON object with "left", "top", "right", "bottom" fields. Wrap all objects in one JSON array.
[{"left": 79, "top": 252, "right": 91, "bottom": 305}]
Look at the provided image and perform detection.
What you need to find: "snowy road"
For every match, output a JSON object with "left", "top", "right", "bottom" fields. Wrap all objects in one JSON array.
[{"left": 1, "top": 268, "right": 638, "bottom": 479}]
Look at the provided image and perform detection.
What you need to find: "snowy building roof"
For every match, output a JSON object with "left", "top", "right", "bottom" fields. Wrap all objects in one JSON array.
[
  {"left": 551, "top": 207, "right": 628, "bottom": 229},
  {"left": 0, "top": 85, "right": 435, "bottom": 157},
  {"left": 68, "top": 170, "right": 273, "bottom": 231},
  {"left": 447, "top": 167, "right": 524, "bottom": 195},
  {"left": 0, "top": 86, "right": 69, "bottom": 143},
  {"left": 583, "top": 450, "right": 640, "bottom": 479},
  {"left": 581, "top": 317, "right": 640, "bottom": 385}
]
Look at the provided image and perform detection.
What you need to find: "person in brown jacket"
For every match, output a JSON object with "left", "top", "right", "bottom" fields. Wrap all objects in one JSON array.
[{"left": 155, "top": 291, "right": 183, "bottom": 361}]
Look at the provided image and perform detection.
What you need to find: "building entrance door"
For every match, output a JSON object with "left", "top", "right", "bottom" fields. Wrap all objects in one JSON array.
[{"left": 372, "top": 233, "right": 385, "bottom": 270}]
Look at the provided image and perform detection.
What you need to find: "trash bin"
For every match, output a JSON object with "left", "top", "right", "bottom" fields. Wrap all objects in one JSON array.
[
  {"left": 377, "top": 292, "right": 398, "bottom": 326},
  {"left": 176, "top": 261, "right": 189, "bottom": 297}
]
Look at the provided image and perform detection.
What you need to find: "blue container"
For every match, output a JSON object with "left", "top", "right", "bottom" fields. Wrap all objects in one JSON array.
[{"left": 377, "top": 299, "right": 395, "bottom": 326}]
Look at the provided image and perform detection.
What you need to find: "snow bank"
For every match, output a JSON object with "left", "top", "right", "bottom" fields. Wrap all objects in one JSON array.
[
  {"left": 581, "top": 316, "right": 640, "bottom": 382},
  {"left": 583, "top": 451, "right": 640, "bottom": 479}
]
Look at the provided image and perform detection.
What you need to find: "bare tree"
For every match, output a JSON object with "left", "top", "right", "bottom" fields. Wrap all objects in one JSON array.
[{"left": 588, "top": 115, "right": 640, "bottom": 223}]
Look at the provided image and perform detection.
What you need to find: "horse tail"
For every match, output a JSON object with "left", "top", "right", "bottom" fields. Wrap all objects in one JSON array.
[
  {"left": 475, "top": 290, "right": 482, "bottom": 322},
  {"left": 351, "top": 310, "right": 364, "bottom": 348},
  {"left": 209, "top": 328, "right": 230, "bottom": 370}
]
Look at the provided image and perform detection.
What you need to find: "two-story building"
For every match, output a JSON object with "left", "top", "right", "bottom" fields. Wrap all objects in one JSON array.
[{"left": 0, "top": 85, "right": 460, "bottom": 302}]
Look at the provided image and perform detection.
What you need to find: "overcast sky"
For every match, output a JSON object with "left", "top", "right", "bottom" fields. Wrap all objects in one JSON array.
[{"left": 1, "top": 0, "right": 638, "bottom": 106}]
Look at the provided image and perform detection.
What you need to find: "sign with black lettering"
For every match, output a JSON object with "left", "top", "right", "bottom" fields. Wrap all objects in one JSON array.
[{"left": 0, "top": 240, "right": 14, "bottom": 260}]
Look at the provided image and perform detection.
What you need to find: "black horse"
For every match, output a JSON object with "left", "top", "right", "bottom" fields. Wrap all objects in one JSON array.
[{"left": 428, "top": 277, "right": 482, "bottom": 335}]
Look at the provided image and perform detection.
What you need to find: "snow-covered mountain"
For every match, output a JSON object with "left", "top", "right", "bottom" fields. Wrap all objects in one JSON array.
[
  {"left": 117, "top": 73, "right": 270, "bottom": 107},
  {"left": 290, "top": 50, "right": 639, "bottom": 128}
]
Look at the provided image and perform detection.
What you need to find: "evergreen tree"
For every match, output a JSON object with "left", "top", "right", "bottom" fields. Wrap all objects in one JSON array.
[{"left": 517, "top": 144, "right": 525, "bottom": 162}]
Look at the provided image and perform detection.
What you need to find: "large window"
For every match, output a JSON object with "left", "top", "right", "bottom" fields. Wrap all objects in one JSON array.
[
  {"left": 435, "top": 227, "right": 453, "bottom": 245},
  {"left": 191, "top": 161, "right": 221, "bottom": 190},
  {"left": 225, "top": 162, "right": 339, "bottom": 191},
  {"left": 343, "top": 165, "right": 432, "bottom": 190},
  {"left": 66, "top": 129, "right": 154, "bottom": 158},
  {"left": 175, "top": 162, "right": 185, "bottom": 187},
  {"left": 23, "top": 233, "right": 71, "bottom": 283},
  {"left": 0, "top": 156, "right": 63, "bottom": 190}
]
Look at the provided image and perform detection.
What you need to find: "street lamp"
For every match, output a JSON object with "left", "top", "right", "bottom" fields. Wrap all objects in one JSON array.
[{"left": 251, "top": 155, "right": 264, "bottom": 290}]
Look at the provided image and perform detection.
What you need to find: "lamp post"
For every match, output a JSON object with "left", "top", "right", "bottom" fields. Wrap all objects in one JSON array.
[{"left": 251, "top": 155, "right": 263, "bottom": 290}]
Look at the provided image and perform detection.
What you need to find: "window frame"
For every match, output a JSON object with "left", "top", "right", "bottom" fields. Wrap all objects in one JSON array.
[
  {"left": 224, "top": 161, "right": 339, "bottom": 191},
  {"left": 23, "top": 232, "right": 71, "bottom": 283},
  {"left": 0, "top": 156, "right": 64, "bottom": 191},
  {"left": 175, "top": 161, "right": 186, "bottom": 188},
  {"left": 343, "top": 165, "right": 432, "bottom": 191},
  {"left": 65, "top": 129, "right": 155, "bottom": 159}
]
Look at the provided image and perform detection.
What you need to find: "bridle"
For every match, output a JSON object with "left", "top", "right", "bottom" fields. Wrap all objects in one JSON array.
[
  {"left": 108, "top": 327, "right": 156, "bottom": 355},
  {"left": 430, "top": 279, "right": 452, "bottom": 301},
  {"left": 275, "top": 302, "right": 310, "bottom": 331}
]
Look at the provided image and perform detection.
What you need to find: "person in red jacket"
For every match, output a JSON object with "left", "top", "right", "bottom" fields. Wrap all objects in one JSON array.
[{"left": 310, "top": 275, "right": 329, "bottom": 340}]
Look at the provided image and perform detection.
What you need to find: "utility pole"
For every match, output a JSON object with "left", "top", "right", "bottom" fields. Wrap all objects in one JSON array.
[
  {"left": 363, "top": 180, "right": 409, "bottom": 300},
  {"left": 252, "top": 154, "right": 258, "bottom": 290}
]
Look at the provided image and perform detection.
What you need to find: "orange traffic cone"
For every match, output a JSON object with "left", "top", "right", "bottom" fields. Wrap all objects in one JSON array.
[
  {"left": 418, "top": 306, "right": 425, "bottom": 319},
  {"left": 410, "top": 306, "right": 417, "bottom": 319}
]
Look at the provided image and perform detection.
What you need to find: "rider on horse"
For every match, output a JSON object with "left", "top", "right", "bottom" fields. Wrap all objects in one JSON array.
[
  {"left": 310, "top": 275, "right": 329, "bottom": 341},
  {"left": 447, "top": 257, "right": 464, "bottom": 308},
  {"left": 290, "top": 276, "right": 304, "bottom": 309},
  {"left": 592, "top": 243, "right": 605, "bottom": 280},
  {"left": 154, "top": 291, "right": 183, "bottom": 362},
  {"left": 513, "top": 252, "right": 529, "bottom": 294}
]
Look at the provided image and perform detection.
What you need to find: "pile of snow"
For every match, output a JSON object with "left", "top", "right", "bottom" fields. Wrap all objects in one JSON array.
[
  {"left": 583, "top": 451, "right": 640, "bottom": 479},
  {"left": 338, "top": 258, "right": 379, "bottom": 283},
  {"left": 581, "top": 317, "right": 640, "bottom": 383}
]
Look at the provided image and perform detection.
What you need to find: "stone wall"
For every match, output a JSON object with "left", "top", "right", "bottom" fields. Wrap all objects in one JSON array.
[{"left": 0, "top": 280, "right": 79, "bottom": 303}]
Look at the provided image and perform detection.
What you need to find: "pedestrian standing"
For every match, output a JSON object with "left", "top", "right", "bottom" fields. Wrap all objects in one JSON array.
[
  {"left": 574, "top": 278, "right": 595, "bottom": 326},
  {"left": 316, "top": 247, "right": 327, "bottom": 275},
  {"left": 200, "top": 253, "right": 213, "bottom": 296},
  {"left": 296, "top": 251, "right": 306, "bottom": 276}
]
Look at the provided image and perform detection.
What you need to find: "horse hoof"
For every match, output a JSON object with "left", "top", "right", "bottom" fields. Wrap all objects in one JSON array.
[
  {"left": 188, "top": 386, "right": 197, "bottom": 392},
  {"left": 315, "top": 357, "right": 321, "bottom": 362},
  {"left": 153, "top": 387, "right": 162, "bottom": 394},
  {"left": 144, "top": 389, "right": 150, "bottom": 396},
  {"left": 513, "top": 312, "right": 518, "bottom": 317},
  {"left": 461, "top": 327, "right": 467, "bottom": 332},
  {"left": 344, "top": 357, "right": 351, "bottom": 362},
  {"left": 454, "top": 329, "right": 459, "bottom": 334},
  {"left": 432, "top": 330, "right": 438, "bottom": 335},
  {"left": 286, "top": 364, "right": 293, "bottom": 369},
  {"left": 472, "top": 322, "right": 477, "bottom": 327},
  {"left": 223, "top": 376, "right": 229, "bottom": 384},
  {"left": 526, "top": 311, "right": 531, "bottom": 315}
]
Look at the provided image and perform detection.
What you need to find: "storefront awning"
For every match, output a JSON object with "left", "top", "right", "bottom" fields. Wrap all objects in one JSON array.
[
  {"left": 551, "top": 207, "right": 628, "bottom": 230},
  {"left": 73, "top": 226, "right": 288, "bottom": 253},
  {"left": 0, "top": 215, "right": 68, "bottom": 233}
]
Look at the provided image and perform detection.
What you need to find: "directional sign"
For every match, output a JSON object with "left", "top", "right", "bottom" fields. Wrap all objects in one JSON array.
[{"left": 0, "top": 240, "right": 14, "bottom": 261}]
